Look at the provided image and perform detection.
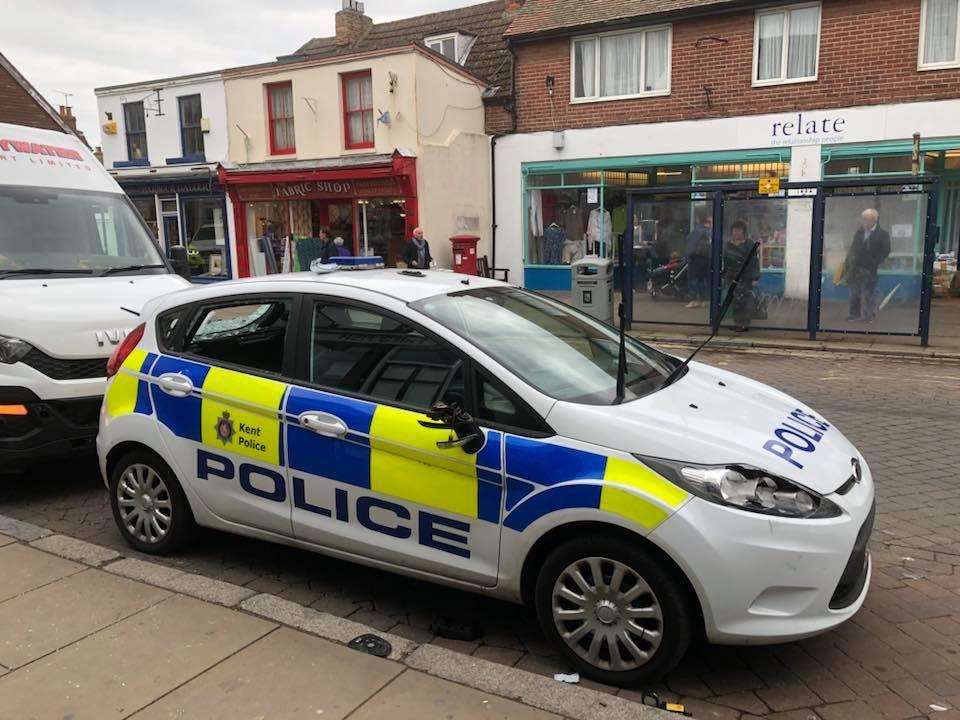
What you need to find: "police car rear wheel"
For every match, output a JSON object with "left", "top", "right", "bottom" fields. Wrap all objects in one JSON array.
[
  {"left": 535, "top": 536, "right": 691, "bottom": 685},
  {"left": 109, "top": 450, "right": 193, "bottom": 554}
]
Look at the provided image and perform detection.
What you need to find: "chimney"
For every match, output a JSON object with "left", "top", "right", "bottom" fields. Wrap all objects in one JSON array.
[
  {"left": 335, "top": 0, "right": 372, "bottom": 46},
  {"left": 59, "top": 105, "right": 78, "bottom": 132}
]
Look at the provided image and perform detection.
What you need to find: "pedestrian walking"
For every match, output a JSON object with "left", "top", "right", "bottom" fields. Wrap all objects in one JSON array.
[
  {"left": 724, "top": 220, "right": 760, "bottom": 332},
  {"left": 842, "top": 208, "right": 891, "bottom": 322},
  {"left": 402, "top": 227, "right": 433, "bottom": 269},
  {"left": 684, "top": 210, "right": 712, "bottom": 309}
]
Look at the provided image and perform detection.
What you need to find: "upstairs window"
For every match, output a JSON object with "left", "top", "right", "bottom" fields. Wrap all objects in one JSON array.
[
  {"left": 425, "top": 32, "right": 474, "bottom": 63},
  {"left": 267, "top": 82, "right": 295, "bottom": 155},
  {"left": 754, "top": 3, "right": 821, "bottom": 85},
  {"left": 571, "top": 26, "right": 671, "bottom": 102},
  {"left": 342, "top": 71, "right": 374, "bottom": 150},
  {"left": 427, "top": 33, "right": 457, "bottom": 60},
  {"left": 178, "top": 94, "right": 204, "bottom": 158},
  {"left": 123, "top": 101, "right": 147, "bottom": 161},
  {"left": 920, "top": 0, "right": 960, "bottom": 68}
]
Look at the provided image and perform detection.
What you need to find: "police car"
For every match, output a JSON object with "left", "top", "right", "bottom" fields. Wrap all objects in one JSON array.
[{"left": 97, "top": 266, "right": 874, "bottom": 685}]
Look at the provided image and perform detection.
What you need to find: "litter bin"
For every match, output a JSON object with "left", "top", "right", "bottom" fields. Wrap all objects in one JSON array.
[
  {"left": 571, "top": 256, "right": 613, "bottom": 323},
  {"left": 450, "top": 234, "right": 479, "bottom": 275}
]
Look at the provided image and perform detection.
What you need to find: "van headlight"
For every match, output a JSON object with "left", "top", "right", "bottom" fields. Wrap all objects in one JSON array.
[
  {"left": 0, "top": 334, "right": 32, "bottom": 364},
  {"left": 638, "top": 456, "right": 841, "bottom": 519}
]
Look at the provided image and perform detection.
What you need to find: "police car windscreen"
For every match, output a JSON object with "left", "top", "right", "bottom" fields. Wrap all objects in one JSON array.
[{"left": 412, "top": 288, "right": 673, "bottom": 405}]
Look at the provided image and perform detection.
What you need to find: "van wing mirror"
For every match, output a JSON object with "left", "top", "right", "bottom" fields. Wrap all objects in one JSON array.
[{"left": 167, "top": 245, "right": 191, "bottom": 280}]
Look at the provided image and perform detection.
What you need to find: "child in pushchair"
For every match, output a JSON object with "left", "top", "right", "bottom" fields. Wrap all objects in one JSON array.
[{"left": 646, "top": 252, "right": 690, "bottom": 300}]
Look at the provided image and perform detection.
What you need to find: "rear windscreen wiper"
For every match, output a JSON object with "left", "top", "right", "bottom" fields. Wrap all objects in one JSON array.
[
  {"left": 98, "top": 264, "right": 166, "bottom": 276},
  {"left": 0, "top": 268, "right": 95, "bottom": 279}
]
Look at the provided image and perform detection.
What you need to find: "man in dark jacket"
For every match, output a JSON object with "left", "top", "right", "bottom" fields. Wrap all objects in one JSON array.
[
  {"left": 723, "top": 220, "right": 760, "bottom": 332},
  {"left": 684, "top": 210, "right": 712, "bottom": 309},
  {"left": 844, "top": 209, "right": 891, "bottom": 322},
  {"left": 402, "top": 227, "right": 432, "bottom": 269}
]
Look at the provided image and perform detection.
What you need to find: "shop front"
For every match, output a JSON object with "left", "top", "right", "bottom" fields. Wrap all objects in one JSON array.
[
  {"left": 220, "top": 153, "right": 417, "bottom": 277},
  {"left": 116, "top": 167, "right": 232, "bottom": 282}
]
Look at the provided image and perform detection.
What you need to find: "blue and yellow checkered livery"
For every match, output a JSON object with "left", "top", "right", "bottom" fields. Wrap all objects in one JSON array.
[{"left": 118, "top": 353, "right": 687, "bottom": 534}]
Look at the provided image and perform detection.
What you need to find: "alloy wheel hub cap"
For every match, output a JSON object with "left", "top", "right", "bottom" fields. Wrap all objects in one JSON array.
[{"left": 594, "top": 599, "right": 619, "bottom": 625}]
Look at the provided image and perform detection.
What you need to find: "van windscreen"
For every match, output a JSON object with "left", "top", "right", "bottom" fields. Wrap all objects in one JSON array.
[{"left": 0, "top": 187, "right": 164, "bottom": 277}]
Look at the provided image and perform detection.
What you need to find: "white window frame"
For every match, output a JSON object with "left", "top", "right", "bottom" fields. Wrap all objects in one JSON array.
[
  {"left": 425, "top": 32, "right": 475, "bottom": 64},
  {"left": 918, "top": 0, "right": 960, "bottom": 70},
  {"left": 752, "top": 2, "right": 822, "bottom": 87},
  {"left": 569, "top": 24, "right": 673, "bottom": 104}
]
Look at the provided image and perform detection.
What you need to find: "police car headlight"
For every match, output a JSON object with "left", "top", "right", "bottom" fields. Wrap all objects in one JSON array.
[
  {"left": 0, "top": 334, "right": 32, "bottom": 364},
  {"left": 638, "top": 457, "right": 841, "bottom": 519}
]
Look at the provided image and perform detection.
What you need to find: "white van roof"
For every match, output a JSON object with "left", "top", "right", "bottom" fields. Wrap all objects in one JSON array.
[{"left": 0, "top": 122, "right": 119, "bottom": 194}]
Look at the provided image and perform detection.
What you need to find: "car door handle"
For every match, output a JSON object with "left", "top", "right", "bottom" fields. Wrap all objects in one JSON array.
[
  {"left": 298, "top": 412, "right": 348, "bottom": 438},
  {"left": 156, "top": 373, "right": 194, "bottom": 398}
]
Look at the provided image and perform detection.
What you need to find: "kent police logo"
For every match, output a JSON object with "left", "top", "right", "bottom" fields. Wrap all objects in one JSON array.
[{"left": 215, "top": 411, "right": 234, "bottom": 444}]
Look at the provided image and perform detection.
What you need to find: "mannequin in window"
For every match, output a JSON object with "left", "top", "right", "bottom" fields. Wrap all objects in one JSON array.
[{"left": 586, "top": 206, "right": 612, "bottom": 256}]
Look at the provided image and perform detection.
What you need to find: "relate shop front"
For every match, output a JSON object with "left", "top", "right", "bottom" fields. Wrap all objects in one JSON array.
[{"left": 495, "top": 99, "right": 960, "bottom": 304}]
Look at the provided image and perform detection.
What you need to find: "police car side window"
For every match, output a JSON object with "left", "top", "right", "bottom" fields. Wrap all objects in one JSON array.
[
  {"left": 310, "top": 302, "right": 465, "bottom": 411},
  {"left": 475, "top": 370, "right": 549, "bottom": 434},
  {"left": 183, "top": 299, "right": 291, "bottom": 375}
]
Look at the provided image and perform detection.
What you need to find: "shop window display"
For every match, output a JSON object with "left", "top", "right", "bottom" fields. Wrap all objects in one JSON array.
[
  {"left": 363, "top": 199, "right": 407, "bottom": 265},
  {"left": 249, "top": 201, "right": 288, "bottom": 275},
  {"left": 132, "top": 196, "right": 158, "bottom": 240}
]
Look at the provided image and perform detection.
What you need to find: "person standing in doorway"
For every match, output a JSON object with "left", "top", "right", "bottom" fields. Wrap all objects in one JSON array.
[
  {"left": 402, "top": 227, "right": 433, "bottom": 269},
  {"left": 843, "top": 208, "right": 890, "bottom": 322},
  {"left": 318, "top": 227, "right": 335, "bottom": 263},
  {"left": 724, "top": 220, "right": 760, "bottom": 332},
  {"left": 684, "top": 210, "right": 713, "bottom": 309}
]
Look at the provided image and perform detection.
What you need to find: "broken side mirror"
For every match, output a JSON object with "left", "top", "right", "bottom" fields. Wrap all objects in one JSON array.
[{"left": 418, "top": 401, "right": 484, "bottom": 455}]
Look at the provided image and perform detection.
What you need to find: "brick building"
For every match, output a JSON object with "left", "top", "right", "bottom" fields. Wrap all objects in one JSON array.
[
  {"left": 494, "top": 0, "right": 960, "bottom": 298},
  {"left": 0, "top": 52, "right": 74, "bottom": 135}
]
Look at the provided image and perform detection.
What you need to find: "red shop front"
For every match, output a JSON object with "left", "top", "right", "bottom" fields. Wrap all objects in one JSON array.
[{"left": 220, "top": 152, "right": 417, "bottom": 277}]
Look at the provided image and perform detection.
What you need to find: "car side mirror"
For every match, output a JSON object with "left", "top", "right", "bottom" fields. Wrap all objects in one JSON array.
[
  {"left": 167, "top": 245, "right": 191, "bottom": 280},
  {"left": 418, "top": 401, "right": 484, "bottom": 455}
]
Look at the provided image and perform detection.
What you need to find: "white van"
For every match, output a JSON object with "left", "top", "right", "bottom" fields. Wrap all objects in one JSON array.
[{"left": 0, "top": 122, "right": 189, "bottom": 468}]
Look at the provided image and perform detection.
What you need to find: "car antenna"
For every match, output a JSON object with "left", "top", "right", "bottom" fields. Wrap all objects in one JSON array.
[{"left": 661, "top": 240, "right": 760, "bottom": 388}]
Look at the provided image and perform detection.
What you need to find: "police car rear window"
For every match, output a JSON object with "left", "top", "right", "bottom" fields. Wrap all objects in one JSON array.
[
  {"left": 183, "top": 300, "right": 291, "bottom": 375},
  {"left": 310, "top": 302, "right": 465, "bottom": 411}
]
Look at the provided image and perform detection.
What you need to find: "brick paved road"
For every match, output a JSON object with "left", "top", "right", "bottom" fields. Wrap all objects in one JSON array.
[{"left": 3, "top": 348, "right": 960, "bottom": 719}]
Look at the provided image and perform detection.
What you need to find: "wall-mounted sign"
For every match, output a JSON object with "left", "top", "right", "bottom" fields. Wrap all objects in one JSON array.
[
  {"left": 236, "top": 177, "right": 408, "bottom": 203},
  {"left": 769, "top": 112, "right": 847, "bottom": 147}
]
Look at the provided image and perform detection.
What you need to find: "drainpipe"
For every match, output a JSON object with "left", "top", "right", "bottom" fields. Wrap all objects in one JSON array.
[{"left": 491, "top": 134, "right": 497, "bottom": 269}]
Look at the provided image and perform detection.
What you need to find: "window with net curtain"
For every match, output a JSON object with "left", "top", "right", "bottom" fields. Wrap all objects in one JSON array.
[
  {"left": 343, "top": 71, "right": 374, "bottom": 149},
  {"left": 922, "top": 0, "right": 960, "bottom": 66},
  {"left": 572, "top": 26, "right": 670, "bottom": 100},
  {"left": 267, "top": 82, "right": 295, "bottom": 154},
  {"left": 755, "top": 3, "right": 820, "bottom": 83}
]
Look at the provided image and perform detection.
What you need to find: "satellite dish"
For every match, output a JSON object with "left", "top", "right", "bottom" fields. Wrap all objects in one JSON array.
[{"left": 376, "top": 110, "right": 391, "bottom": 126}]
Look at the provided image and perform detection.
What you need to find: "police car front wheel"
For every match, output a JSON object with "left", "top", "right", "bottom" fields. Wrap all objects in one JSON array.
[
  {"left": 109, "top": 449, "right": 194, "bottom": 554},
  {"left": 535, "top": 536, "right": 692, "bottom": 685}
]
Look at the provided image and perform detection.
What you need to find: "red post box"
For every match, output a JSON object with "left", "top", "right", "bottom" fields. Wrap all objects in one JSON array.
[{"left": 450, "top": 234, "right": 480, "bottom": 276}]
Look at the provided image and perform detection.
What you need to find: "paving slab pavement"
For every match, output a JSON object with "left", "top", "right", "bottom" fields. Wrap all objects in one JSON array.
[
  {"left": 0, "top": 568, "right": 168, "bottom": 669},
  {"left": 0, "top": 543, "right": 82, "bottom": 603},
  {"left": 0, "top": 533, "right": 667, "bottom": 720}
]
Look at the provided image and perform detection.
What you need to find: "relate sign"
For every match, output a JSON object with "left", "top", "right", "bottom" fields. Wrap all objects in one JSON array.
[{"left": 769, "top": 112, "right": 847, "bottom": 147}]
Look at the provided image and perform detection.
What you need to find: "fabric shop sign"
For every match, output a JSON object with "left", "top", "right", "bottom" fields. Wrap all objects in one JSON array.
[
  {"left": 236, "top": 177, "right": 405, "bottom": 202},
  {"left": 769, "top": 112, "right": 848, "bottom": 147}
]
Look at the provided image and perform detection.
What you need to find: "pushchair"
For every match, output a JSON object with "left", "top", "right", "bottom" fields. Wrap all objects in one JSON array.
[{"left": 646, "top": 256, "right": 689, "bottom": 300}]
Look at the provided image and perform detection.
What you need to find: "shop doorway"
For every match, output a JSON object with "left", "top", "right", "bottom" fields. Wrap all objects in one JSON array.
[
  {"left": 312, "top": 200, "right": 354, "bottom": 250},
  {"left": 360, "top": 199, "right": 407, "bottom": 265},
  {"left": 160, "top": 196, "right": 181, "bottom": 248}
]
